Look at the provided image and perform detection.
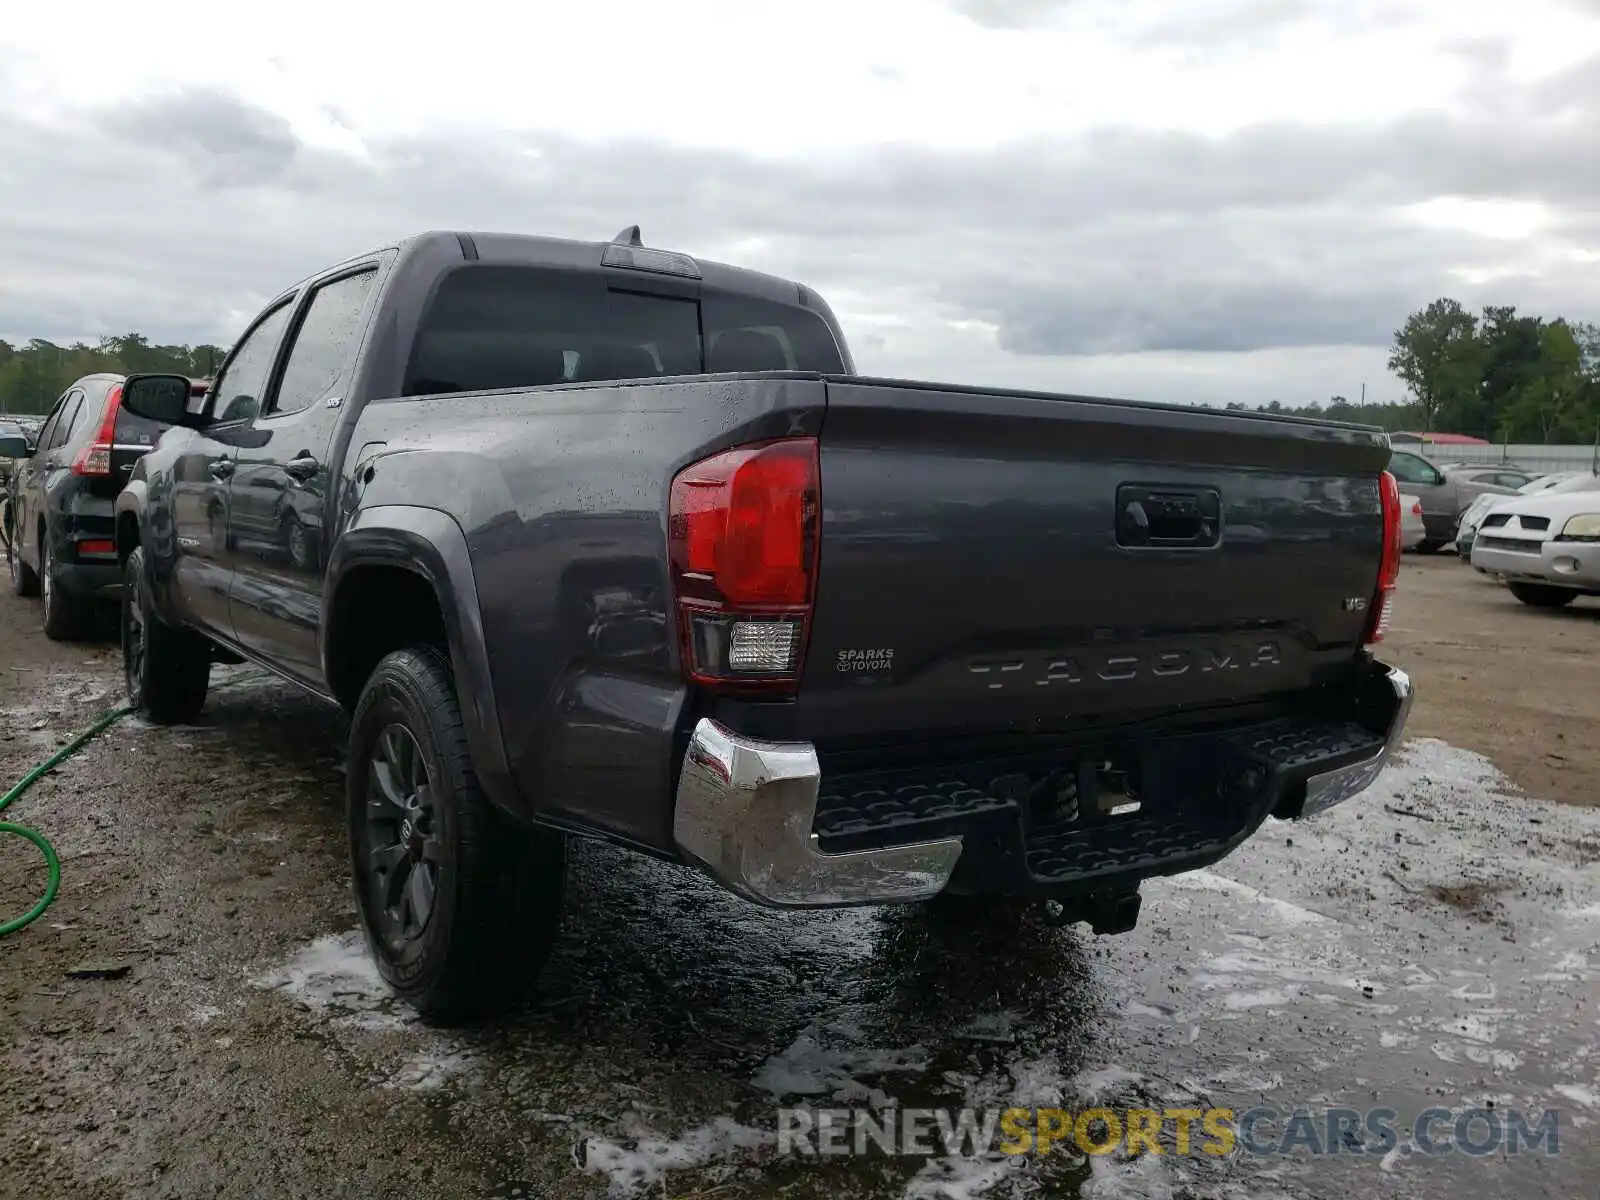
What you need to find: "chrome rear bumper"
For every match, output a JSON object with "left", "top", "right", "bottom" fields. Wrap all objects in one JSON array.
[
  {"left": 1298, "top": 663, "right": 1414, "bottom": 818},
  {"left": 672, "top": 719, "right": 963, "bottom": 908},
  {"left": 672, "top": 664, "right": 1414, "bottom": 906}
]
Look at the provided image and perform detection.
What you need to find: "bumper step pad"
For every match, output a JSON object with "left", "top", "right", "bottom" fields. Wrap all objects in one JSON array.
[{"left": 812, "top": 715, "right": 1386, "bottom": 891}]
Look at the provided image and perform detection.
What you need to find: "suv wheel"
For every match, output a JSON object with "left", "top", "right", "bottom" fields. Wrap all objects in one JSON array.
[
  {"left": 348, "top": 646, "right": 565, "bottom": 1022},
  {"left": 40, "top": 534, "right": 89, "bottom": 640},
  {"left": 1508, "top": 582, "right": 1578, "bottom": 609},
  {"left": 122, "top": 546, "right": 211, "bottom": 722},
  {"left": 8, "top": 526, "right": 39, "bottom": 597}
]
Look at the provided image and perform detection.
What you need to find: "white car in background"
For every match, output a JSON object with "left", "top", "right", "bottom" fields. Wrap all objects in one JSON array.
[
  {"left": 1457, "top": 472, "right": 1599, "bottom": 562},
  {"left": 1470, "top": 480, "right": 1600, "bottom": 608},
  {"left": 1400, "top": 493, "right": 1426, "bottom": 551}
]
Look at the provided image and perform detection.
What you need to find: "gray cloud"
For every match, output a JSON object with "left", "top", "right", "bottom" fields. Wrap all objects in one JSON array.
[
  {"left": 1, "top": 63, "right": 1596, "bottom": 391},
  {"left": 953, "top": 0, "right": 1070, "bottom": 28},
  {"left": 953, "top": 0, "right": 1366, "bottom": 47},
  {"left": 101, "top": 88, "right": 298, "bottom": 188}
]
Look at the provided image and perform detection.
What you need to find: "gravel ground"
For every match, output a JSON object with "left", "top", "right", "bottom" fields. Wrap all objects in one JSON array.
[{"left": 1, "top": 555, "right": 1597, "bottom": 1199}]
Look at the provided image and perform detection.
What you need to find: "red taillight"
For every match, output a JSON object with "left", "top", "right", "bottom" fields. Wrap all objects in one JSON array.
[
  {"left": 1365, "top": 470, "right": 1402, "bottom": 645},
  {"left": 76, "top": 539, "right": 115, "bottom": 556},
  {"left": 668, "top": 437, "right": 820, "bottom": 692},
  {"left": 70, "top": 383, "right": 123, "bottom": 477}
]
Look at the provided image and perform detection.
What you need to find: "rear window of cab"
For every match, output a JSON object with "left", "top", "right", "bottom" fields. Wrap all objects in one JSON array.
[{"left": 403, "top": 267, "right": 845, "bottom": 396}]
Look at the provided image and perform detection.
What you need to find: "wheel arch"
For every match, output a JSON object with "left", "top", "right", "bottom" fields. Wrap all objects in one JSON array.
[
  {"left": 114, "top": 483, "right": 146, "bottom": 564},
  {"left": 324, "top": 506, "right": 523, "bottom": 824}
]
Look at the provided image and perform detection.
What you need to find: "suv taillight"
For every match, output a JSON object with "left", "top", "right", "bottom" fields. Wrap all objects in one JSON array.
[
  {"left": 668, "top": 437, "right": 820, "bottom": 693},
  {"left": 70, "top": 383, "right": 123, "bottom": 477},
  {"left": 1364, "top": 470, "right": 1402, "bottom": 645}
]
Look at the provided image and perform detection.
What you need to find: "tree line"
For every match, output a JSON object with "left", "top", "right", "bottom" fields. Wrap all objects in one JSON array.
[
  {"left": 5, "top": 300, "right": 1598, "bottom": 442},
  {"left": 0, "top": 335, "right": 224, "bottom": 415},
  {"left": 1209, "top": 300, "right": 1600, "bottom": 443}
]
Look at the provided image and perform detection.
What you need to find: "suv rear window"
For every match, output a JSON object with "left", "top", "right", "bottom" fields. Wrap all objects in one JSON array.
[
  {"left": 404, "top": 266, "right": 844, "bottom": 396},
  {"left": 107, "top": 379, "right": 197, "bottom": 450},
  {"left": 113, "top": 405, "right": 171, "bottom": 450}
]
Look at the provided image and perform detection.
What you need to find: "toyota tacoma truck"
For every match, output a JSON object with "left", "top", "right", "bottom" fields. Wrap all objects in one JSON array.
[{"left": 113, "top": 227, "right": 1413, "bottom": 1020}]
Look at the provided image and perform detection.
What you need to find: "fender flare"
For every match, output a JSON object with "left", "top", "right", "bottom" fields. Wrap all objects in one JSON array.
[
  {"left": 323, "top": 505, "right": 523, "bottom": 824},
  {"left": 113, "top": 482, "right": 146, "bottom": 552}
]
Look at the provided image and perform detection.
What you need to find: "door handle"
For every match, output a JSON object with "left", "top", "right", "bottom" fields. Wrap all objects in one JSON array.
[
  {"left": 208, "top": 458, "right": 235, "bottom": 480},
  {"left": 284, "top": 455, "right": 320, "bottom": 483}
]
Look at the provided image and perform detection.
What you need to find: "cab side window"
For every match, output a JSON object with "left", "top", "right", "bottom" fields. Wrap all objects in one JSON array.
[
  {"left": 1388, "top": 451, "right": 1442, "bottom": 487},
  {"left": 211, "top": 301, "right": 295, "bottom": 424}
]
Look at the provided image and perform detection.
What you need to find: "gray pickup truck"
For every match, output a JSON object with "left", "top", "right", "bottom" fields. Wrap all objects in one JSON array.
[{"left": 110, "top": 227, "right": 1413, "bottom": 1020}]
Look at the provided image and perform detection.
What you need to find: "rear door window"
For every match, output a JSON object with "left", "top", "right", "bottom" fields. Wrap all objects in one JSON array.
[
  {"left": 33, "top": 396, "right": 68, "bottom": 456},
  {"left": 272, "top": 269, "right": 379, "bottom": 415},
  {"left": 49, "top": 391, "right": 85, "bottom": 451}
]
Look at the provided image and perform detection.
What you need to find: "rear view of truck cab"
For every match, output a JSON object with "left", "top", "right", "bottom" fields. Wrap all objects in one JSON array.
[{"left": 671, "top": 383, "right": 1413, "bottom": 931}]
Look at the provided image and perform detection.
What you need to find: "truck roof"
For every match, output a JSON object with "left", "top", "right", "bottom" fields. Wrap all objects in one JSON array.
[{"left": 314, "top": 228, "right": 813, "bottom": 309}]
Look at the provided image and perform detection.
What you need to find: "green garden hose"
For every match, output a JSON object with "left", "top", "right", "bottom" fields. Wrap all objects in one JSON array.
[{"left": 0, "top": 706, "right": 134, "bottom": 937}]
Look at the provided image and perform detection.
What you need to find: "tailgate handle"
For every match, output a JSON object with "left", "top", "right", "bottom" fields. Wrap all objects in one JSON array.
[{"left": 1117, "top": 486, "right": 1221, "bottom": 548}]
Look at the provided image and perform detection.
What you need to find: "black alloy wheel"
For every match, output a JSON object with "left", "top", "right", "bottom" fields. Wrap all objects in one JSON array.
[{"left": 362, "top": 723, "right": 443, "bottom": 952}]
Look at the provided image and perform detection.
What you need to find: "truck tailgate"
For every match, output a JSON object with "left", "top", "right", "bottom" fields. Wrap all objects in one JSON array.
[{"left": 798, "top": 378, "right": 1390, "bottom": 742}]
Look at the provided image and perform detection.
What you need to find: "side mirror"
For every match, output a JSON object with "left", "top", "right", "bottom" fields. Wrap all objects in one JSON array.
[
  {"left": 121, "top": 373, "right": 203, "bottom": 428},
  {"left": 0, "top": 433, "right": 29, "bottom": 459}
]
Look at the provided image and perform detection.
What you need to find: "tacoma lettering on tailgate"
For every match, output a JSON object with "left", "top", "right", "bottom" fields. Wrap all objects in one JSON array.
[{"left": 967, "top": 639, "right": 1283, "bottom": 691}]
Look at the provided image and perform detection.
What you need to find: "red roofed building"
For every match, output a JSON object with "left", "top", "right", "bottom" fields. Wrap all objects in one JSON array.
[{"left": 1390, "top": 432, "right": 1492, "bottom": 446}]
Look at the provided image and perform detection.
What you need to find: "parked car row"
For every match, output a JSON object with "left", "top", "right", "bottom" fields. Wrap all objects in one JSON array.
[
  {"left": 1385, "top": 446, "right": 1600, "bottom": 610},
  {"left": 0, "top": 377, "right": 207, "bottom": 637},
  {"left": 1384, "top": 449, "right": 1535, "bottom": 553}
]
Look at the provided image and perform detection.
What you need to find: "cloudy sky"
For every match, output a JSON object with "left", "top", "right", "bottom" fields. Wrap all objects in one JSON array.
[{"left": 2, "top": 0, "right": 1597, "bottom": 407}]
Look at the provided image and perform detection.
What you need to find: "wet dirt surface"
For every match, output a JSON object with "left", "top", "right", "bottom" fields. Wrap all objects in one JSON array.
[
  {"left": 1, "top": 557, "right": 1597, "bottom": 1199},
  {"left": 1384, "top": 554, "right": 1600, "bottom": 810}
]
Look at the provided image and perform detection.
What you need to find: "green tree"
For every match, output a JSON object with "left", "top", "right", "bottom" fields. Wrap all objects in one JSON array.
[
  {"left": 1388, "top": 299, "right": 1482, "bottom": 433},
  {"left": 1499, "top": 321, "right": 1585, "bottom": 443},
  {"left": 1475, "top": 305, "right": 1545, "bottom": 438}
]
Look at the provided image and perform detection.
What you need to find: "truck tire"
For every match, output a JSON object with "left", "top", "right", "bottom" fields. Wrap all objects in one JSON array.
[
  {"left": 1508, "top": 582, "right": 1578, "bottom": 609},
  {"left": 121, "top": 546, "right": 211, "bottom": 723},
  {"left": 40, "top": 534, "right": 91, "bottom": 640},
  {"left": 347, "top": 646, "right": 565, "bottom": 1022}
]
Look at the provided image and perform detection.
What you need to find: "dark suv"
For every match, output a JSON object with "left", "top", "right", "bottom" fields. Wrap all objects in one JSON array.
[{"left": 2, "top": 374, "right": 197, "bottom": 638}]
